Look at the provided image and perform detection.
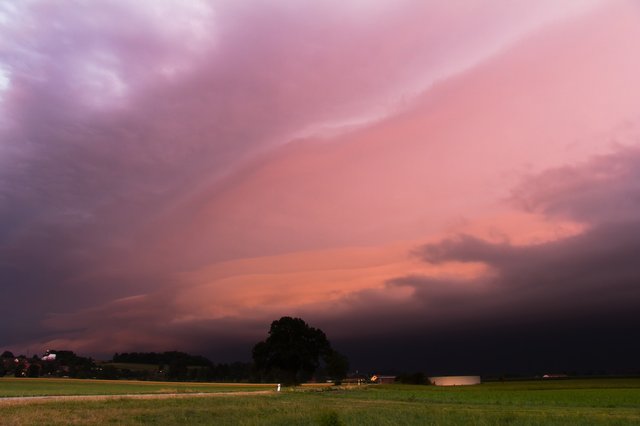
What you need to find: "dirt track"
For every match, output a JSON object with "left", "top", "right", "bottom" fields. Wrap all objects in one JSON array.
[{"left": 0, "top": 390, "right": 275, "bottom": 406}]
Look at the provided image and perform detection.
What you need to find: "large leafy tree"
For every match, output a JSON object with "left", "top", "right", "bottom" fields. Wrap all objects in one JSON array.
[{"left": 252, "top": 316, "right": 347, "bottom": 384}]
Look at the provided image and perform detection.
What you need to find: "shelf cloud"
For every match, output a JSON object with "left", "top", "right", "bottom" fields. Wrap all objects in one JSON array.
[{"left": 1, "top": 0, "right": 639, "bottom": 372}]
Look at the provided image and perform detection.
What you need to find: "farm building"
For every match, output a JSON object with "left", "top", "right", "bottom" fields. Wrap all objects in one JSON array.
[
  {"left": 428, "top": 375, "right": 481, "bottom": 386},
  {"left": 342, "top": 373, "right": 368, "bottom": 385},
  {"left": 371, "top": 375, "right": 396, "bottom": 384}
]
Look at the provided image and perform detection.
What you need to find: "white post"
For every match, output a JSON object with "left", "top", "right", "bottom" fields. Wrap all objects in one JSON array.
[{"left": 277, "top": 383, "right": 281, "bottom": 392}]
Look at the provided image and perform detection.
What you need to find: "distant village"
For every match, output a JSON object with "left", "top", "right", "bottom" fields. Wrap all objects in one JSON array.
[
  {"left": 0, "top": 349, "right": 584, "bottom": 386},
  {"left": 0, "top": 349, "right": 476, "bottom": 385},
  {"left": 1, "top": 349, "right": 255, "bottom": 382}
]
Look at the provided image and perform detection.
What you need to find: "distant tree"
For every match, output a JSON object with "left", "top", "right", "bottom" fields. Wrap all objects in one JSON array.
[
  {"left": 0, "top": 351, "right": 13, "bottom": 376},
  {"left": 27, "top": 363, "right": 41, "bottom": 378},
  {"left": 324, "top": 350, "right": 349, "bottom": 384},
  {"left": 168, "top": 360, "right": 188, "bottom": 380},
  {"left": 98, "top": 365, "right": 119, "bottom": 380},
  {"left": 13, "top": 360, "right": 25, "bottom": 377},
  {"left": 252, "top": 316, "right": 345, "bottom": 385},
  {"left": 45, "top": 350, "right": 95, "bottom": 378}
]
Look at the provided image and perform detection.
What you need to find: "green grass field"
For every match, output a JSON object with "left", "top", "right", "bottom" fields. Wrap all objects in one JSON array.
[{"left": 1, "top": 378, "right": 639, "bottom": 425}]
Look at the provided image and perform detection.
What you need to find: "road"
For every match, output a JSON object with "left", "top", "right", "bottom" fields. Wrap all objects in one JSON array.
[{"left": 0, "top": 390, "right": 275, "bottom": 405}]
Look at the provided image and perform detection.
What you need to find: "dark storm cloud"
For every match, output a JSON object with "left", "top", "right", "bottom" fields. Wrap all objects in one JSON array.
[
  {"left": 511, "top": 145, "right": 640, "bottom": 224},
  {"left": 409, "top": 221, "right": 640, "bottom": 322},
  {"left": 18, "top": 143, "right": 640, "bottom": 373},
  {"left": 313, "top": 146, "right": 640, "bottom": 373},
  {"left": 2, "top": 1, "right": 638, "bottom": 373}
]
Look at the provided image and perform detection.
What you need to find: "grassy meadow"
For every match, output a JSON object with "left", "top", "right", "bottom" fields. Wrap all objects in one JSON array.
[{"left": 1, "top": 378, "right": 640, "bottom": 425}]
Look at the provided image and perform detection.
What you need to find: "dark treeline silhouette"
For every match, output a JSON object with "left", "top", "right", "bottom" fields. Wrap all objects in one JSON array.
[
  {"left": 111, "top": 351, "right": 254, "bottom": 382},
  {"left": 0, "top": 349, "right": 255, "bottom": 382},
  {"left": 1, "top": 317, "right": 349, "bottom": 384}
]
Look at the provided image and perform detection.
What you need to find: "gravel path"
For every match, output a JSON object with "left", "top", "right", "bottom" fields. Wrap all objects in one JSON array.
[{"left": 0, "top": 390, "right": 275, "bottom": 406}]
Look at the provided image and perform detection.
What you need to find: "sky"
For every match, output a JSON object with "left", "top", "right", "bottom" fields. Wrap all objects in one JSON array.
[{"left": 1, "top": 0, "right": 640, "bottom": 375}]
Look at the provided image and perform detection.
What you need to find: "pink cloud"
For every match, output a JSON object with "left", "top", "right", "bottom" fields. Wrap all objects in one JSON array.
[
  {"left": 2, "top": 0, "right": 640, "bottom": 365},
  {"left": 179, "top": 0, "right": 640, "bottom": 261}
]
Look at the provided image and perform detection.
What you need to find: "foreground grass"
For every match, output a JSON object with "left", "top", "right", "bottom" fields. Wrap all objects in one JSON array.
[
  {"left": 0, "top": 377, "right": 273, "bottom": 397},
  {"left": 336, "top": 379, "right": 640, "bottom": 408},
  {"left": 1, "top": 379, "right": 640, "bottom": 425}
]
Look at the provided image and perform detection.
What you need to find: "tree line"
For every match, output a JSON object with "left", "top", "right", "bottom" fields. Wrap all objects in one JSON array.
[
  {"left": 0, "top": 349, "right": 256, "bottom": 382},
  {"left": 0, "top": 317, "right": 350, "bottom": 384}
]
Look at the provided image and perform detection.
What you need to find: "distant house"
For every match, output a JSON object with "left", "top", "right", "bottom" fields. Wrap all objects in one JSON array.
[
  {"left": 371, "top": 375, "right": 396, "bottom": 384},
  {"left": 342, "top": 373, "right": 368, "bottom": 385},
  {"left": 428, "top": 376, "right": 481, "bottom": 386}
]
